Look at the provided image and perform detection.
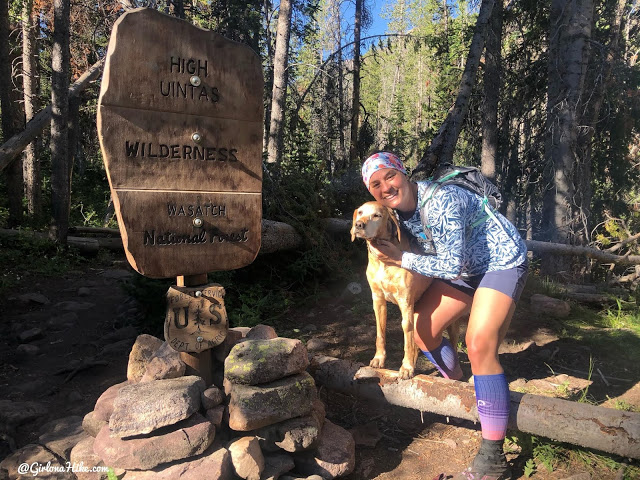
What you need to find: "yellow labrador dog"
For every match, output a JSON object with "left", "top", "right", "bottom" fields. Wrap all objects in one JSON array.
[{"left": 351, "top": 201, "right": 458, "bottom": 379}]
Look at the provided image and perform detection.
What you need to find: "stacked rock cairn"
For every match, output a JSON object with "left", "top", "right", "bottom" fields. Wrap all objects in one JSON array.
[{"left": 1, "top": 325, "right": 355, "bottom": 480}]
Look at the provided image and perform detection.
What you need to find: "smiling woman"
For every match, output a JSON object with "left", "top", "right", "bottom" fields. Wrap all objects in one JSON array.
[{"left": 360, "top": 151, "right": 529, "bottom": 480}]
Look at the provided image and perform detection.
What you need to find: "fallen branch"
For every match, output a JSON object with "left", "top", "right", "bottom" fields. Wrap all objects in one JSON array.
[
  {"left": 0, "top": 58, "right": 105, "bottom": 172},
  {"left": 308, "top": 354, "right": 640, "bottom": 459},
  {"left": 54, "top": 357, "right": 109, "bottom": 383},
  {"left": 526, "top": 239, "right": 640, "bottom": 266}
]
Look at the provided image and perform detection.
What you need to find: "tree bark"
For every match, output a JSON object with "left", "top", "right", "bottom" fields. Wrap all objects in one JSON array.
[
  {"left": 348, "top": 0, "right": 363, "bottom": 164},
  {"left": 0, "top": 0, "right": 24, "bottom": 227},
  {"left": 308, "top": 355, "right": 640, "bottom": 459},
  {"left": 266, "top": 0, "right": 292, "bottom": 165},
  {"left": 574, "top": 0, "right": 627, "bottom": 245},
  {"left": 49, "top": 0, "right": 71, "bottom": 243},
  {"left": 480, "top": 0, "right": 503, "bottom": 183},
  {"left": 22, "top": 0, "right": 41, "bottom": 217},
  {"left": 541, "top": 0, "right": 594, "bottom": 257},
  {"left": 0, "top": 57, "right": 104, "bottom": 173},
  {"left": 413, "top": 0, "right": 496, "bottom": 180}
]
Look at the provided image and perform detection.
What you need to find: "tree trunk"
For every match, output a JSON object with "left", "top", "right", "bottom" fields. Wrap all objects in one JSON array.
[
  {"left": 480, "top": 0, "right": 503, "bottom": 182},
  {"left": 262, "top": 0, "right": 274, "bottom": 153},
  {"left": 413, "top": 0, "right": 496, "bottom": 179},
  {"left": 348, "top": 0, "right": 363, "bottom": 165},
  {"left": 22, "top": 0, "right": 41, "bottom": 218},
  {"left": 0, "top": 58, "right": 104, "bottom": 173},
  {"left": 574, "top": 0, "right": 627, "bottom": 245},
  {"left": 49, "top": 0, "right": 71, "bottom": 243},
  {"left": 308, "top": 355, "right": 640, "bottom": 459},
  {"left": 0, "top": 0, "right": 24, "bottom": 227},
  {"left": 541, "top": 0, "right": 594, "bottom": 258},
  {"left": 266, "top": 0, "right": 292, "bottom": 165}
]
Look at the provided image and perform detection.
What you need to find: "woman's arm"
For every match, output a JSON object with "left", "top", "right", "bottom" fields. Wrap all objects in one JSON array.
[{"left": 400, "top": 186, "right": 469, "bottom": 279}]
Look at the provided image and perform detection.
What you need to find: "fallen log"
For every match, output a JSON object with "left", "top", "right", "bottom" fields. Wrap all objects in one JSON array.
[
  {"left": 0, "top": 58, "right": 105, "bottom": 172},
  {"left": 308, "top": 355, "right": 640, "bottom": 460},
  {"left": 526, "top": 239, "right": 640, "bottom": 266}
]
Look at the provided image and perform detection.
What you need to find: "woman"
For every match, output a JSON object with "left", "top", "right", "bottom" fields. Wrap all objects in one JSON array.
[{"left": 362, "top": 152, "right": 528, "bottom": 480}]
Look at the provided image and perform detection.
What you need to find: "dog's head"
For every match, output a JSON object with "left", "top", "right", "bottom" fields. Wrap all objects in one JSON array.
[{"left": 350, "top": 201, "right": 402, "bottom": 243}]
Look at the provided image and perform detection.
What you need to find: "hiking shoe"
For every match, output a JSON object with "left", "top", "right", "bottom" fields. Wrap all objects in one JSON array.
[{"left": 450, "top": 467, "right": 511, "bottom": 480}]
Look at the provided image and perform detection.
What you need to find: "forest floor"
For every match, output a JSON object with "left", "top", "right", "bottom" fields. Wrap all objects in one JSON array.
[{"left": 1, "top": 251, "right": 639, "bottom": 479}]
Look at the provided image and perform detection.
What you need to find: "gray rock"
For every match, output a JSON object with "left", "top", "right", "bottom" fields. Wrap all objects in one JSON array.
[
  {"left": 13, "top": 377, "right": 49, "bottom": 394},
  {"left": 54, "top": 301, "right": 96, "bottom": 311},
  {"left": 0, "top": 443, "right": 74, "bottom": 479},
  {"left": 18, "top": 327, "right": 43, "bottom": 342},
  {"left": 262, "top": 453, "right": 295, "bottom": 480},
  {"left": 95, "top": 414, "right": 214, "bottom": 471},
  {"left": 228, "top": 436, "right": 264, "bottom": 480},
  {"left": 77, "top": 286, "right": 92, "bottom": 297},
  {"left": 67, "top": 391, "right": 83, "bottom": 403},
  {"left": 560, "top": 475, "right": 591, "bottom": 480},
  {"left": 101, "top": 269, "right": 134, "bottom": 280},
  {"left": 17, "top": 344, "right": 40, "bottom": 356},
  {"left": 109, "top": 376, "right": 206, "bottom": 437},
  {"left": 38, "top": 415, "right": 88, "bottom": 460},
  {"left": 530, "top": 294, "right": 571, "bottom": 318},
  {"left": 69, "top": 436, "right": 116, "bottom": 480},
  {"left": 250, "top": 399, "right": 325, "bottom": 453},
  {"left": 82, "top": 411, "right": 107, "bottom": 437},
  {"left": 205, "top": 406, "right": 226, "bottom": 429},
  {"left": 47, "top": 312, "right": 78, "bottom": 331},
  {"left": 293, "top": 419, "right": 355, "bottom": 479},
  {"left": 140, "top": 342, "right": 186, "bottom": 382},
  {"left": 127, "top": 334, "right": 164, "bottom": 383},
  {"left": 201, "top": 387, "right": 225, "bottom": 409},
  {"left": 120, "top": 444, "right": 233, "bottom": 480},
  {"left": 300, "top": 324, "right": 317, "bottom": 334},
  {"left": 0, "top": 399, "right": 47, "bottom": 428},
  {"left": 245, "top": 324, "right": 277, "bottom": 340},
  {"left": 228, "top": 372, "right": 317, "bottom": 431},
  {"left": 305, "top": 338, "right": 330, "bottom": 352},
  {"left": 17, "top": 292, "right": 50, "bottom": 305},
  {"left": 94, "top": 381, "right": 128, "bottom": 422},
  {"left": 225, "top": 338, "right": 309, "bottom": 386}
]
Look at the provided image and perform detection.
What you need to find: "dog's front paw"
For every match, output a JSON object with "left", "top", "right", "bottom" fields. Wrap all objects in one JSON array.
[
  {"left": 369, "top": 356, "right": 385, "bottom": 369},
  {"left": 398, "top": 365, "right": 415, "bottom": 380}
]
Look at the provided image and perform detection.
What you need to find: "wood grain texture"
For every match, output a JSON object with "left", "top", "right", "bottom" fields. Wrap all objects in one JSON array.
[{"left": 98, "top": 8, "right": 263, "bottom": 278}]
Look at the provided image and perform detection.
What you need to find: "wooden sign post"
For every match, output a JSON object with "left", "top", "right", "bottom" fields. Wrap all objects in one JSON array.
[{"left": 97, "top": 8, "right": 263, "bottom": 384}]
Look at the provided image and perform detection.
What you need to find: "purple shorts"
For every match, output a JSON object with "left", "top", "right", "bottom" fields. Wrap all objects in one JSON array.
[{"left": 442, "top": 261, "right": 529, "bottom": 303}]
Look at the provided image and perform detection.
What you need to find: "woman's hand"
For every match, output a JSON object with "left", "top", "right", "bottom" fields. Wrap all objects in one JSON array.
[{"left": 369, "top": 239, "right": 403, "bottom": 267}]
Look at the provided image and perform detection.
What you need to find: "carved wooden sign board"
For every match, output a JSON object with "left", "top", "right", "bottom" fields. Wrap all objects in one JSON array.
[{"left": 97, "top": 8, "right": 263, "bottom": 279}]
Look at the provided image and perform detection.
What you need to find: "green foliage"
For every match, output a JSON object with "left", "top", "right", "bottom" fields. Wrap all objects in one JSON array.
[{"left": 0, "top": 232, "right": 88, "bottom": 295}]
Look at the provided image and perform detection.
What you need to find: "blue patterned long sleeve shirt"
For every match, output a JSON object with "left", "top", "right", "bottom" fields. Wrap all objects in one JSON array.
[{"left": 399, "top": 181, "right": 528, "bottom": 280}]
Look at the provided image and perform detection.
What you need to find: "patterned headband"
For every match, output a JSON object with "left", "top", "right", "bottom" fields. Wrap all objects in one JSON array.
[{"left": 362, "top": 152, "right": 407, "bottom": 187}]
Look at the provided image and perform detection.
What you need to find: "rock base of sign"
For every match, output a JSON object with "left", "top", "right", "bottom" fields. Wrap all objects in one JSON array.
[{"left": 10, "top": 326, "right": 355, "bottom": 480}]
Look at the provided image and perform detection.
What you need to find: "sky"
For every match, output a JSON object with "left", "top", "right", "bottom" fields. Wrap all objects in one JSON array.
[{"left": 365, "top": 0, "right": 390, "bottom": 37}]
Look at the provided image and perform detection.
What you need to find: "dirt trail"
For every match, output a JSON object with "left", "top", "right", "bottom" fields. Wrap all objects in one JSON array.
[{"left": 0, "top": 258, "right": 637, "bottom": 479}]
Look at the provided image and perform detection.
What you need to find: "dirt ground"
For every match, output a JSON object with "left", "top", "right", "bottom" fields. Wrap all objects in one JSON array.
[{"left": 1, "top": 254, "right": 638, "bottom": 479}]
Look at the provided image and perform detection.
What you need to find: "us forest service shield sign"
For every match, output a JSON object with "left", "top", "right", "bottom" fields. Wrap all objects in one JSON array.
[{"left": 97, "top": 8, "right": 263, "bottom": 278}]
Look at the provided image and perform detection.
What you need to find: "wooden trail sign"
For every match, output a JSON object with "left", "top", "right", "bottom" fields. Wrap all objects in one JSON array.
[
  {"left": 98, "top": 8, "right": 263, "bottom": 278},
  {"left": 164, "top": 283, "right": 228, "bottom": 352}
]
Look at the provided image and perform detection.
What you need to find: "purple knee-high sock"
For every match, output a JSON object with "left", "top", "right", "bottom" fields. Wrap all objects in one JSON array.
[
  {"left": 474, "top": 373, "right": 510, "bottom": 441},
  {"left": 421, "top": 337, "right": 462, "bottom": 380}
]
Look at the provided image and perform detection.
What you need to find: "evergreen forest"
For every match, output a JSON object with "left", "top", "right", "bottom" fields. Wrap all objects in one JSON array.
[{"left": 0, "top": 0, "right": 639, "bottom": 280}]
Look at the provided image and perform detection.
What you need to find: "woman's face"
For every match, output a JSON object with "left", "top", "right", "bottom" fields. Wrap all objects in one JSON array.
[{"left": 368, "top": 168, "right": 415, "bottom": 213}]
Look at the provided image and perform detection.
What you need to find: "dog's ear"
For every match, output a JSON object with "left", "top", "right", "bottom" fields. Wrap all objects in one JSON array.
[
  {"left": 386, "top": 207, "right": 402, "bottom": 243},
  {"left": 350, "top": 208, "right": 358, "bottom": 242}
]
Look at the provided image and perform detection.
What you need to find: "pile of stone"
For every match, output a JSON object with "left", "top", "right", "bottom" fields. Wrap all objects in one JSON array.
[{"left": 1, "top": 326, "right": 355, "bottom": 480}]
